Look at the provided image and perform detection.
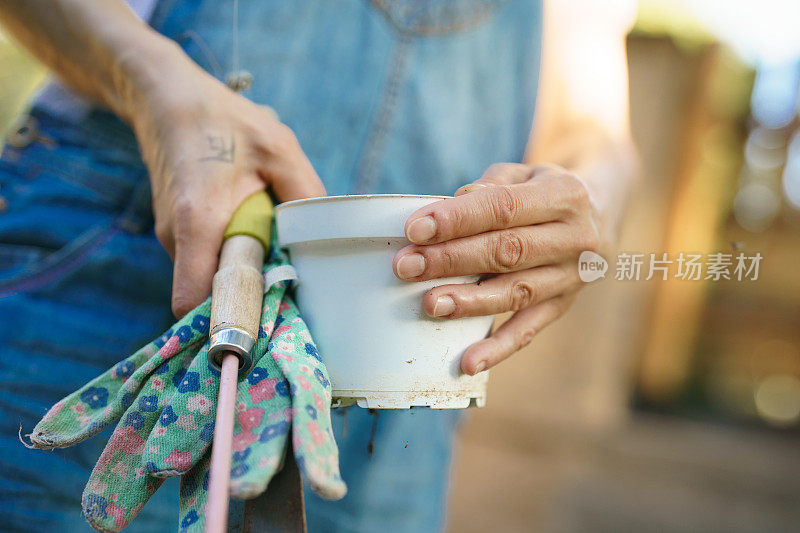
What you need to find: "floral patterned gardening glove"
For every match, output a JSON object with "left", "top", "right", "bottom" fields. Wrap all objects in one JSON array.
[
  {"left": 27, "top": 252, "right": 346, "bottom": 532},
  {"left": 173, "top": 294, "right": 346, "bottom": 532},
  {"left": 28, "top": 298, "right": 211, "bottom": 531}
]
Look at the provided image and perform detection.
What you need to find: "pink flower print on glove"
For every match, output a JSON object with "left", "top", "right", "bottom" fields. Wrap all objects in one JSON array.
[
  {"left": 249, "top": 378, "right": 278, "bottom": 403},
  {"left": 306, "top": 420, "right": 324, "bottom": 446},
  {"left": 238, "top": 408, "right": 264, "bottom": 431},
  {"left": 165, "top": 450, "right": 192, "bottom": 471},
  {"left": 296, "top": 375, "right": 311, "bottom": 391},
  {"left": 186, "top": 394, "right": 211, "bottom": 415},
  {"left": 118, "top": 427, "right": 145, "bottom": 455},
  {"left": 177, "top": 415, "right": 198, "bottom": 432}
]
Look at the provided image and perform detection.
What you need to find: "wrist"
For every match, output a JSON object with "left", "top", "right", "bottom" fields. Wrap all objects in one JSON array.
[{"left": 108, "top": 33, "right": 202, "bottom": 124}]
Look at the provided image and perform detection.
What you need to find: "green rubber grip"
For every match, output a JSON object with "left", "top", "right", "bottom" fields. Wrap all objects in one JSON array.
[{"left": 223, "top": 190, "right": 273, "bottom": 251}]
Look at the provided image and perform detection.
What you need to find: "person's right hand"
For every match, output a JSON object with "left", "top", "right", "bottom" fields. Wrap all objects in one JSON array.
[{"left": 125, "top": 47, "right": 325, "bottom": 318}]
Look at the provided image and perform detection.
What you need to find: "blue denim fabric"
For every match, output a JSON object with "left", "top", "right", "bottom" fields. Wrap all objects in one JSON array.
[
  {"left": 0, "top": 111, "right": 179, "bottom": 532},
  {"left": 1, "top": 1, "right": 542, "bottom": 531}
]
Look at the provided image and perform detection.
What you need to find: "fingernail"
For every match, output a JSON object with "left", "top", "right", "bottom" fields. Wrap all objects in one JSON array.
[
  {"left": 396, "top": 253, "right": 426, "bottom": 279},
  {"left": 406, "top": 216, "right": 437, "bottom": 243},
  {"left": 432, "top": 295, "right": 456, "bottom": 317},
  {"left": 473, "top": 361, "right": 487, "bottom": 375}
]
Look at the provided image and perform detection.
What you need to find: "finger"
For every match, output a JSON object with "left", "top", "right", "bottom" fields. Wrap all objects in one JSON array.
[
  {"left": 258, "top": 125, "right": 326, "bottom": 201},
  {"left": 454, "top": 163, "right": 535, "bottom": 196},
  {"left": 268, "top": 155, "right": 326, "bottom": 201},
  {"left": 421, "top": 264, "right": 579, "bottom": 319},
  {"left": 171, "top": 210, "right": 227, "bottom": 318},
  {"left": 460, "top": 295, "right": 574, "bottom": 375},
  {"left": 394, "top": 222, "right": 577, "bottom": 281},
  {"left": 404, "top": 172, "right": 583, "bottom": 245},
  {"left": 154, "top": 213, "right": 176, "bottom": 261}
]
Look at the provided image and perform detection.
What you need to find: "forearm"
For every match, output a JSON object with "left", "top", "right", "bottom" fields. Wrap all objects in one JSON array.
[
  {"left": 0, "top": 0, "right": 186, "bottom": 122},
  {"left": 1, "top": 1, "right": 327, "bottom": 319},
  {"left": 525, "top": 0, "right": 637, "bottom": 252}
]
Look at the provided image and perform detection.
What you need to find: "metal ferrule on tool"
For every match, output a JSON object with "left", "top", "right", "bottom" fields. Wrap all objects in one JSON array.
[{"left": 208, "top": 326, "right": 255, "bottom": 376}]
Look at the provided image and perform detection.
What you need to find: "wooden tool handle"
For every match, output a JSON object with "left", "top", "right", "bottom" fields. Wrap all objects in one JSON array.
[
  {"left": 210, "top": 190, "right": 273, "bottom": 338},
  {"left": 210, "top": 235, "right": 265, "bottom": 340},
  {"left": 207, "top": 191, "right": 273, "bottom": 371}
]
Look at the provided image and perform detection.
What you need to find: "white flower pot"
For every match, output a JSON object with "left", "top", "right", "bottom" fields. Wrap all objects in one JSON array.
[{"left": 275, "top": 195, "right": 493, "bottom": 409}]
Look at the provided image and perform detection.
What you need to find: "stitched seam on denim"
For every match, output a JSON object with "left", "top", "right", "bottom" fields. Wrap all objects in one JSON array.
[
  {"left": 0, "top": 245, "right": 49, "bottom": 261},
  {"left": 10, "top": 121, "right": 141, "bottom": 207},
  {"left": 0, "top": 225, "right": 116, "bottom": 297},
  {"left": 179, "top": 30, "right": 224, "bottom": 78},
  {"left": 22, "top": 162, "right": 130, "bottom": 210},
  {"left": 29, "top": 107, "right": 139, "bottom": 156},
  {"left": 352, "top": 36, "right": 412, "bottom": 194},
  {"left": 115, "top": 172, "right": 153, "bottom": 234},
  {"left": 4, "top": 145, "right": 128, "bottom": 205},
  {"left": 370, "top": 0, "right": 504, "bottom": 36},
  {"left": 147, "top": 0, "right": 177, "bottom": 31}
]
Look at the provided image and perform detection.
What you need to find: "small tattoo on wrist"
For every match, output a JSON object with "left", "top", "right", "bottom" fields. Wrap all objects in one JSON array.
[{"left": 198, "top": 134, "right": 235, "bottom": 163}]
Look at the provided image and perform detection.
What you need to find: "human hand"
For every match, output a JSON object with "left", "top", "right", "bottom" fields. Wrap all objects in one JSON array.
[
  {"left": 393, "top": 164, "right": 603, "bottom": 375},
  {"left": 127, "top": 51, "right": 324, "bottom": 317}
]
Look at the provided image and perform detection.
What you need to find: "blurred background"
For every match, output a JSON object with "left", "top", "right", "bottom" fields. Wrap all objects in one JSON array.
[
  {"left": 446, "top": 1, "right": 800, "bottom": 532},
  {"left": 2, "top": 1, "right": 799, "bottom": 532}
]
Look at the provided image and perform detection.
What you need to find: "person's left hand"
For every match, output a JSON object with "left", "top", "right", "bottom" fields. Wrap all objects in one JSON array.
[{"left": 393, "top": 163, "right": 603, "bottom": 375}]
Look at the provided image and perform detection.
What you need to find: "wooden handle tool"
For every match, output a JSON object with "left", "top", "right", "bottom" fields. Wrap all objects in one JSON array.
[{"left": 205, "top": 191, "right": 273, "bottom": 533}]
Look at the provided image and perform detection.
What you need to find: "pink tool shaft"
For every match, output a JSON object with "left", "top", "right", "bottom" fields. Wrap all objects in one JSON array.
[
  {"left": 205, "top": 230, "right": 266, "bottom": 531},
  {"left": 206, "top": 353, "right": 242, "bottom": 532}
]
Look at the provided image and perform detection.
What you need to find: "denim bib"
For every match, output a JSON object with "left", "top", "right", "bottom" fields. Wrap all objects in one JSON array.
[
  {"left": 150, "top": 0, "right": 542, "bottom": 195},
  {"left": 55, "top": 0, "right": 542, "bottom": 197}
]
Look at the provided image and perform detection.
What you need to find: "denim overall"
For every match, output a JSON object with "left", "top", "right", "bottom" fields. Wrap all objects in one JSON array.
[{"left": 0, "top": 1, "right": 542, "bottom": 531}]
